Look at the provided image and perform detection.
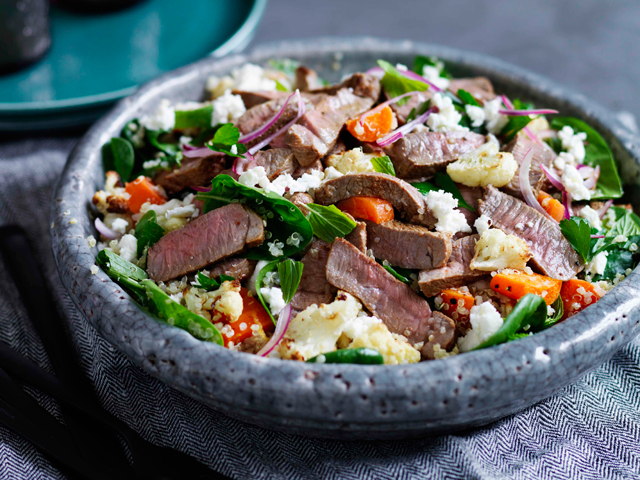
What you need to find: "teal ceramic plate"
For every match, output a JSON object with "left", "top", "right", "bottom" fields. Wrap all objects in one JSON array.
[{"left": 0, "top": 0, "right": 267, "bottom": 130}]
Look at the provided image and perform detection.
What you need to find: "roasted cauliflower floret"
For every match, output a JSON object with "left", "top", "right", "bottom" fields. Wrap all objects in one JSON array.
[
  {"left": 470, "top": 228, "right": 532, "bottom": 271},
  {"left": 348, "top": 323, "right": 420, "bottom": 365},
  {"left": 447, "top": 142, "right": 517, "bottom": 187},
  {"left": 325, "top": 147, "right": 381, "bottom": 175}
]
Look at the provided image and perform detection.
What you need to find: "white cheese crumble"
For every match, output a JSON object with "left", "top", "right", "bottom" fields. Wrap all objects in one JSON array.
[
  {"left": 211, "top": 90, "right": 246, "bottom": 126},
  {"left": 206, "top": 63, "right": 277, "bottom": 99},
  {"left": 473, "top": 214, "right": 492, "bottom": 236},
  {"left": 586, "top": 250, "right": 608, "bottom": 276},
  {"left": 483, "top": 97, "right": 509, "bottom": 135},
  {"left": 238, "top": 165, "right": 325, "bottom": 196},
  {"left": 579, "top": 205, "right": 603, "bottom": 230},
  {"left": 558, "top": 126, "right": 587, "bottom": 163},
  {"left": 139, "top": 99, "right": 175, "bottom": 131},
  {"left": 421, "top": 63, "right": 451, "bottom": 90},
  {"left": 325, "top": 147, "right": 379, "bottom": 175},
  {"left": 457, "top": 302, "right": 504, "bottom": 352},
  {"left": 135, "top": 193, "right": 199, "bottom": 232},
  {"left": 553, "top": 151, "right": 577, "bottom": 173},
  {"left": 260, "top": 286, "right": 286, "bottom": 316},
  {"left": 447, "top": 141, "right": 518, "bottom": 188},
  {"left": 110, "top": 217, "right": 130, "bottom": 235},
  {"left": 424, "top": 190, "right": 472, "bottom": 235},
  {"left": 470, "top": 228, "right": 532, "bottom": 271},
  {"left": 465, "top": 105, "right": 486, "bottom": 127},
  {"left": 562, "top": 164, "right": 592, "bottom": 201},
  {"left": 110, "top": 234, "right": 138, "bottom": 263},
  {"left": 427, "top": 93, "right": 468, "bottom": 133},
  {"left": 322, "top": 166, "right": 343, "bottom": 181}
]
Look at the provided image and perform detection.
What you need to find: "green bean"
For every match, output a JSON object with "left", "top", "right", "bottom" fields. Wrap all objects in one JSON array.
[{"left": 307, "top": 348, "right": 384, "bottom": 364}]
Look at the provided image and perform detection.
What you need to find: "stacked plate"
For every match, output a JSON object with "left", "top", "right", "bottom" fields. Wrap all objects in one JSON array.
[{"left": 0, "top": 0, "right": 267, "bottom": 131}]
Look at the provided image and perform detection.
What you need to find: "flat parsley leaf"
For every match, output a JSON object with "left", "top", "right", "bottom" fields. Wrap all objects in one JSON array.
[
  {"left": 370, "top": 156, "right": 396, "bottom": 176},
  {"left": 206, "top": 123, "right": 247, "bottom": 158},
  {"left": 378, "top": 60, "right": 429, "bottom": 106},
  {"left": 559, "top": 216, "right": 591, "bottom": 262},
  {"left": 134, "top": 211, "right": 165, "bottom": 257}
]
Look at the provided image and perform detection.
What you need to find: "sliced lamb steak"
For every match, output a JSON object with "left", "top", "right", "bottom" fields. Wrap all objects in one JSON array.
[
  {"left": 292, "top": 159, "right": 323, "bottom": 179},
  {"left": 314, "top": 172, "right": 437, "bottom": 228},
  {"left": 479, "top": 186, "right": 584, "bottom": 280},
  {"left": 389, "top": 91, "right": 433, "bottom": 125},
  {"left": 232, "top": 90, "right": 327, "bottom": 109},
  {"left": 254, "top": 148, "right": 298, "bottom": 180},
  {"left": 456, "top": 184, "right": 483, "bottom": 238},
  {"left": 326, "top": 238, "right": 455, "bottom": 348},
  {"left": 290, "top": 240, "right": 334, "bottom": 313},
  {"left": 285, "top": 88, "right": 374, "bottom": 166},
  {"left": 295, "top": 65, "right": 324, "bottom": 91},
  {"left": 384, "top": 131, "right": 485, "bottom": 179},
  {"left": 366, "top": 220, "right": 452, "bottom": 270},
  {"left": 208, "top": 257, "right": 257, "bottom": 282},
  {"left": 501, "top": 133, "right": 555, "bottom": 199},
  {"left": 146, "top": 204, "right": 264, "bottom": 282},
  {"left": 448, "top": 77, "right": 496, "bottom": 104},
  {"left": 310, "top": 73, "right": 381, "bottom": 101},
  {"left": 418, "top": 235, "right": 486, "bottom": 297},
  {"left": 345, "top": 221, "right": 367, "bottom": 253},
  {"left": 154, "top": 156, "right": 226, "bottom": 193}
]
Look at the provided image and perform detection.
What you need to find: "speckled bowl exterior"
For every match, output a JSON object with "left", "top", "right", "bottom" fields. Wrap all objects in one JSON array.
[{"left": 51, "top": 38, "right": 640, "bottom": 440}]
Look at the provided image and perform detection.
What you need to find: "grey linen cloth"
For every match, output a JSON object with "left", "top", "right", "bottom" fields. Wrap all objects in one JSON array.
[{"left": 0, "top": 137, "right": 639, "bottom": 480}]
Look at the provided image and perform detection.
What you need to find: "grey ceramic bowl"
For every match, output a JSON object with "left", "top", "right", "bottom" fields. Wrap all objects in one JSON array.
[{"left": 51, "top": 37, "right": 640, "bottom": 440}]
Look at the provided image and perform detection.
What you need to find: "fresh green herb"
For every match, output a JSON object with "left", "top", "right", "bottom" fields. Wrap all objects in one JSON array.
[
  {"left": 370, "top": 156, "right": 396, "bottom": 176},
  {"left": 406, "top": 99, "right": 430, "bottom": 122},
  {"left": 102, "top": 142, "right": 116, "bottom": 173},
  {"left": 378, "top": 60, "right": 429, "bottom": 106},
  {"left": 457, "top": 89, "right": 481, "bottom": 107},
  {"left": 174, "top": 105, "right": 213, "bottom": 130},
  {"left": 276, "top": 259, "right": 304, "bottom": 304},
  {"left": 551, "top": 117, "right": 623, "bottom": 200},
  {"left": 140, "top": 280, "right": 223, "bottom": 345},
  {"left": 146, "top": 130, "right": 180, "bottom": 156},
  {"left": 96, "top": 250, "right": 148, "bottom": 303},
  {"left": 608, "top": 210, "right": 640, "bottom": 238},
  {"left": 206, "top": 123, "right": 248, "bottom": 158},
  {"left": 542, "top": 295, "right": 564, "bottom": 330},
  {"left": 268, "top": 58, "right": 300, "bottom": 76},
  {"left": 219, "top": 274, "right": 235, "bottom": 283},
  {"left": 381, "top": 262, "right": 413, "bottom": 285},
  {"left": 412, "top": 55, "right": 451, "bottom": 79},
  {"left": 134, "top": 211, "right": 165, "bottom": 257},
  {"left": 197, "top": 175, "right": 313, "bottom": 260},
  {"left": 412, "top": 172, "right": 475, "bottom": 212},
  {"left": 559, "top": 216, "right": 592, "bottom": 262},
  {"left": 475, "top": 294, "right": 547, "bottom": 350},
  {"left": 306, "top": 348, "right": 384, "bottom": 364},
  {"left": 275, "top": 80, "right": 289, "bottom": 92},
  {"left": 195, "top": 271, "right": 220, "bottom": 291},
  {"left": 110, "top": 137, "right": 135, "bottom": 182},
  {"left": 500, "top": 115, "right": 534, "bottom": 143},
  {"left": 305, "top": 203, "right": 357, "bottom": 243},
  {"left": 594, "top": 247, "right": 637, "bottom": 281}
]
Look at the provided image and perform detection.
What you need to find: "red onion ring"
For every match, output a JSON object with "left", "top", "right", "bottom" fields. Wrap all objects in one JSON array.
[
  {"left": 248, "top": 91, "right": 306, "bottom": 155},
  {"left": 498, "top": 109, "right": 559, "bottom": 116},
  {"left": 238, "top": 91, "right": 298, "bottom": 144},
  {"left": 520, "top": 148, "right": 555, "bottom": 221},
  {"left": 183, "top": 147, "right": 224, "bottom": 159},
  {"left": 591, "top": 235, "right": 605, "bottom": 239},
  {"left": 358, "top": 90, "right": 424, "bottom": 126},
  {"left": 582, "top": 165, "right": 600, "bottom": 190},
  {"left": 599, "top": 199, "right": 614, "bottom": 219},
  {"left": 399, "top": 69, "right": 443, "bottom": 92},
  {"left": 232, "top": 153, "right": 257, "bottom": 175},
  {"left": 501, "top": 94, "right": 541, "bottom": 143},
  {"left": 191, "top": 185, "right": 212, "bottom": 192},
  {"left": 540, "top": 164, "right": 565, "bottom": 192},
  {"left": 376, "top": 107, "right": 436, "bottom": 147},
  {"left": 256, "top": 303, "right": 293, "bottom": 357},
  {"left": 365, "top": 66, "right": 384, "bottom": 78},
  {"left": 95, "top": 218, "right": 120, "bottom": 240},
  {"left": 562, "top": 191, "right": 572, "bottom": 219}
]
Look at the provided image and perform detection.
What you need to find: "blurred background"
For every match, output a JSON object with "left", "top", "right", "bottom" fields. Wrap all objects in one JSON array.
[{"left": 1, "top": 0, "right": 638, "bottom": 132}]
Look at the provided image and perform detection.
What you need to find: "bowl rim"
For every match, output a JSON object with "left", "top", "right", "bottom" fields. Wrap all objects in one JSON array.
[{"left": 51, "top": 36, "right": 640, "bottom": 433}]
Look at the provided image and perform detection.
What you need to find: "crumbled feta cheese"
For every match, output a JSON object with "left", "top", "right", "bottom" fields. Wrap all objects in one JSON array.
[
  {"left": 427, "top": 93, "right": 468, "bottom": 132},
  {"left": 112, "top": 234, "right": 138, "bottom": 263},
  {"left": 230, "top": 144, "right": 238, "bottom": 155},
  {"left": 110, "top": 218, "right": 129, "bottom": 235},
  {"left": 465, "top": 105, "right": 486, "bottom": 127},
  {"left": 470, "top": 228, "right": 532, "bottom": 271},
  {"left": 473, "top": 214, "right": 492, "bottom": 236},
  {"left": 421, "top": 64, "right": 450, "bottom": 90},
  {"left": 562, "top": 164, "right": 592, "bottom": 201},
  {"left": 260, "top": 286, "right": 286, "bottom": 315},
  {"left": 458, "top": 302, "right": 504, "bottom": 352},
  {"left": 424, "top": 190, "right": 472, "bottom": 235},
  {"left": 579, "top": 205, "right": 603, "bottom": 230},
  {"left": 86, "top": 235, "right": 97, "bottom": 248},
  {"left": 90, "top": 265, "right": 99, "bottom": 275},
  {"left": 447, "top": 141, "right": 518, "bottom": 187},
  {"left": 206, "top": 63, "right": 277, "bottom": 99},
  {"left": 325, "top": 147, "right": 378, "bottom": 174},
  {"left": 211, "top": 90, "right": 246, "bottom": 126},
  {"left": 558, "top": 126, "right": 587, "bottom": 163},
  {"left": 139, "top": 99, "right": 175, "bottom": 131},
  {"left": 239, "top": 166, "right": 271, "bottom": 189},
  {"left": 547, "top": 305, "right": 555, "bottom": 317},
  {"left": 179, "top": 136, "right": 192, "bottom": 148},
  {"left": 553, "top": 151, "right": 577, "bottom": 173},
  {"left": 322, "top": 166, "right": 343, "bottom": 181},
  {"left": 483, "top": 97, "right": 509, "bottom": 135},
  {"left": 136, "top": 194, "right": 198, "bottom": 232},
  {"left": 585, "top": 250, "right": 608, "bottom": 276},
  {"left": 239, "top": 165, "right": 324, "bottom": 196}
]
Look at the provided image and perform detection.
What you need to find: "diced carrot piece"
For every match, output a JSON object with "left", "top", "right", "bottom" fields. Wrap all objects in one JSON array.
[
  {"left": 560, "top": 279, "right": 601, "bottom": 320},
  {"left": 437, "top": 288, "right": 475, "bottom": 326},
  {"left": 346, "top": 105, "right": 395, "bottom": 142},
  {"left": 223, "top": 288, "right": 274, "bottom": 349},
  {"left": 125, "top": 176, "right": 166, "bottom": 214},
  {"left": 490, "top": 270, "right": 562, "bottom": 305},
  {"left": 336, "top": 196, "right": 394, "bottom": 224},
  {"left": 537, "top": 191, "right": 565, "bottom": 222}
]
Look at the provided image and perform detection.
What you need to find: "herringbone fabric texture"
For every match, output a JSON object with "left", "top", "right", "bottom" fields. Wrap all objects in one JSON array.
[{"left": 0, "top": 137, "right": 639, "bottom": 480}]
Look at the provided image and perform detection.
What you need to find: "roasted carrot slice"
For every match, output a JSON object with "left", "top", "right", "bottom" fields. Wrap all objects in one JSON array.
[
  {"left": 125, "top": 176, "right": 166, "bottom": 214},
  {"left": 223, "top": 288, "right": 274, "bottom": 349},
  {"left": 537, "top": 191, "right": 565, "bottom": 222},
  {"left": 490, "top": 270, "right": 562, "bottom": 305},
  {"left": 336, "top": 196, "right": 394, "bottom": 224},
  {"left": 437, "top": 288, "right": 475, "bottom": 326},
  {"left": 346, "top": 105, "right": 395, "bottom": 142},
  {"left": 560, "top": 279, "right": 601, "bottom": 320}
]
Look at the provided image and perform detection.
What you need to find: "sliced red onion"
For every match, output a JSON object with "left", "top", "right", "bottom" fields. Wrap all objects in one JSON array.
[
  {"left": 358, "top": 90, "right": 423, "bottom": 126},
  {"left": 183, "top": 147, "right": 224, "bottom": 159},
  {"left": 599, "top": 199, "right": 614, "bottom": 219},
  {"left": 365, "top": 66, "right": 384, "bottom": 77},
  {"left": 501, "top": 94, "right": 515, "bottom": 110},
  {"left": 582, "top": 165, "right": 600, "bottom": 190},
  {"left": 591, "top": 235, "right": 605, "bottom": 239},
  {"left": 520, "top": 148, "right": 554, "bottom": 221},
  {"left": 399, "top": 69, "right": 443, "bottom": 92},
  {"left": 95, "top": 218, "right": 120, "bottom": 240},
  {"left": 257, "top": 304, "right": 293, "bottom": 357},
  {"left": 191, "top": 185, "right": 212, "bottom": 192},
  {"left": 498, "top": 109, "right": 559, "bottom": 116},
  {"left": 540, "top": 164, "right": 565, "bottom": 192},
  {"left": 239, "top": 91, "right": 297, "bottom": 143},
  {"left": 248, "top": 91, "right": 306, "bottom": 155},
  {"left": 376, "top": 107, "right": 435, "bottom": 147},
  {"left": 182, "top": 143, "right": 199, "bottom": 152},
  {"left": 501, "top": 94, "right": 542, "bottom": 143},
  {"left": 562, "top": 191, "right": 572, "bottom": 219},
  {"left": 232, "top": 153, "right": 256, "bottom": 175}
]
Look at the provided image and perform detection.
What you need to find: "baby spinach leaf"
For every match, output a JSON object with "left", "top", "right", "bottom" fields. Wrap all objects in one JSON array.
[
  {"left": 101, "top": 141, "right": 115, "bottom": 173},
  {"left": 475, "top": 294, "right": 547, "bottom": 350},
  {"left": 96, "top": 249, "right": 147, "bottom": 303},
  {"left": 370, "top": 156, "right": 396, "bottom": 176},
  {"left": 140, "top": 280, "right": 223, "bottom": 345},
  {"left": 412, "top": 172, "right": 475, "bottom": 212},
  {"left": 559, "top": 216, "right": 592, "bottom": 262},
  {"left": 146, "top": 129, "right": 180, "bottom": 155},
  {"left": 500, "top": 116, "right": 534, "bottom": 143},
  {"left": 305, "top": 203, "right": 357, "bottom": 243},
  {"left": 174, "top": 105, "right": 213, "bottom": 130},
  {"left": 197, "top": 174, "right": 313, "bottom": 260},
  {"left": 134, "top": 210, "right": 165, "bottom": 257},
  {"left": 551, "top": 117, "right": 623, "bottom": 200},
  {"left": 110, "top": 137, "right": 135, "bottom": 182},
  {"left": 457, "top": 89, "right": 481, "bottom": 107},
  {"left": 378, "top": 60, "right": 429, "bottom": 106}
]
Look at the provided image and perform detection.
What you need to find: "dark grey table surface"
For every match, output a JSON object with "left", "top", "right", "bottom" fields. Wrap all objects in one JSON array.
[{"left": 255, "top": 0, "right": 639, "bottom": 118}]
